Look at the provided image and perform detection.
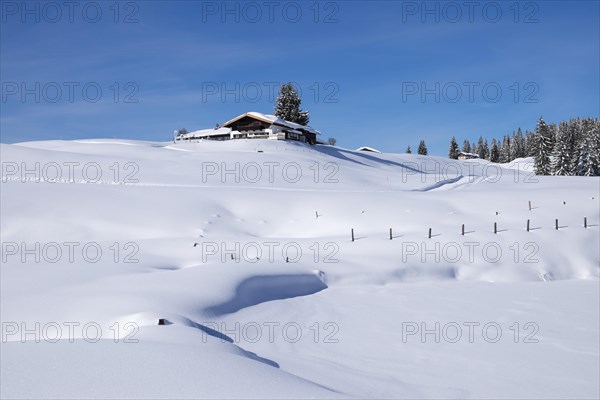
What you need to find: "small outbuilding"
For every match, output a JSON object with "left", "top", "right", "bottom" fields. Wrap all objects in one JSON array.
[
  {"left": 458, "top": 152, "right": 479, "bottom": 160},
  {"left": 356, "top": 146, "right": 382, "bottom": 153}
]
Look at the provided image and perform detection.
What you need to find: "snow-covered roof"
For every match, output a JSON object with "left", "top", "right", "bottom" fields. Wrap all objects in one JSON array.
[
  {"left": 356, "top": 146, "right": 382, "bottom": 153},
  {"left": 459, "top": 152, "right": 479, "bottom": 158},
  {"left": 223, "top": 112, "right": 321, "bottom": 135},
  {"left": 182, "top": 127, "right": 232, "bottom": 139}
]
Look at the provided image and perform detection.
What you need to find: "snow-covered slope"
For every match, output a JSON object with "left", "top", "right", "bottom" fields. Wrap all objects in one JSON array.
[{"left": 1, "top": 139, "right": 598, "bottom": 399}]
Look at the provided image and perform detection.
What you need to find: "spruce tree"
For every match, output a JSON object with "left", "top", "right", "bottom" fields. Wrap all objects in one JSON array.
[
  {"left": 533, "top": 116, "right": 553, "bottom": 175},
  {"left": 576, "top": 136, "right": 594, "bottom": 176},
  {"left": 513, "top": 128, "right": 526, "bottom": 158},
  {"left": 500, "top": 135, "right": 511, "bottom": 163},
  {"left": 462, "top": 139, "right": 471, "bottom": 154},
  {"left": 525, "top": 130, "right": 536, "bottom": 156},
  {"left": 575, "top": 118, "right": 600, "bottom": 176},
  {"left": 475, "top": 137, "right": 485, "bottom": 159},
  {"left": 552, "top": 122, "right": 573, "bottom": 175},
  {"left": 567, "top": 119, "right": 581, "bottom": 174},
  {"left": 548, "top": 123, "right": 558, "bottom": 150},
  {"left": 448, "top": 137, "right": 460, "bottom": 159},
  {"left": 418, "top": 140, "right": 428, "bottom": 155},
  {"left": 490, "top": 139, "right": 500, "bottom": 162},
  {"left": 176, "top": 128, "right": 188, "bottom": 138},
  {"left": 406, "top": 145, "right": 412, "bottom": 154},
  {"left": 483, "top": 139, "right": 490, "bottom": 160},
  {"left": 592, "top": 119, "right": 600, "bottom": 175},
  {"left": 274, "top": 83, "right": 309, "bottom": 125},
  {"left": 297, "top": 110, "right": 309, "bottom": 126}
]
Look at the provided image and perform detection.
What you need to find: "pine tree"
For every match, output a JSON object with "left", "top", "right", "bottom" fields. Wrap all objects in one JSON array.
[
  {"left": 406, "top": 145, "right": 412, "bottom": 154},
  {"left": 576, "top": 136, "right": 594, "bottom": 176},
  {"left": 533, "top": 116, "right": 553, "bottom": 175},
  {"left": 548, "top": 123, "right": 558, "bottom": 150},
  {"left": 418, "top": 140, "right": 428, "bottom": 155},
  {"left": 553, "top": 140, "right": 572, "bottom": 176},
  {"left": 575, "top": 118, "right": 600, "bottom": 176},
  {"left": 490, "top": 139, "right": 500, "bottom": 162},
  {"left": 475, "top": 137, "right": 484, "bottom": 159},
  {"left": 512, "top": 128, "right": 526, "bottom": 158},
  {"left": 448, "top": 137, "right": 460, "bottom": 159},
  {"left": 483, "top": 139, "right": 490, "bottom": 160},
  {"left": 592, "top": 119, "right": 600, "bottom": 175},
  {"left": 176, "top": 128, "right": 188, "bottom": 138},
  {"left": 297, "top": 110, "right": 309, "bottom": 126},
  {"left": 567, "top": 119, "right": 581, "bottom": 174},
  {"left": 525, "top": 130, "right": 536, "bottom": 157},
  {"left": 500, "top": 135, "right": 511, "bottom": 163},
  {"left": 462, "top": 139, "right": 471, "bottom": 154},
  {"left": 592, "top": 120, "right": 600, "bottom": 175},
  {"left": 274, "top": 83, "right": 309, "bottom": 125},
  {"left": 552, "top": 122, "right": 573, "bottom": 175}
]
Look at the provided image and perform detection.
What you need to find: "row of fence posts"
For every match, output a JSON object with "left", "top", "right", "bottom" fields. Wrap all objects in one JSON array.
[
  {"left": 350, "top": 217, "right": 590, "bottom": 241},
  {"left": 317, "top": 200, "right": 593, "bottom": 241}
]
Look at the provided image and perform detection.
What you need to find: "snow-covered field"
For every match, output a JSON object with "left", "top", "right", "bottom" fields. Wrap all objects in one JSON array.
[{"left": 1, "top": 139, "right": 598, "bottom": 399}]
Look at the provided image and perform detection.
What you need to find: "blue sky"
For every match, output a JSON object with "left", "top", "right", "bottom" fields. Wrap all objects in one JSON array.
[{"left": 1, "top": 0, "right": 599, "bottom": 155}]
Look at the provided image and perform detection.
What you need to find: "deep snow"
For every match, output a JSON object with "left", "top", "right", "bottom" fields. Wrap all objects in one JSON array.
[{"left": 1, "top": 139, "right": 598, "bottom": 399}]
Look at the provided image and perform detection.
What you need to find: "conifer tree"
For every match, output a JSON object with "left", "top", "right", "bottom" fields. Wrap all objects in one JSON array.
[
  {"left": 525, "top": 130, "right": 536, "bottom": 157},
  {"left": 533, "top": 116, "right": 553, "bottom": 175},
  {"left": 575, "top": 118, "right": 600, "bottom": 176},
  {"left": 567, "top": 119, "right": 581, "bottom": 174},
  {"left": 513, "top": 128, "right": 526, "bottom": 158},
  {"left": 448, "top": 137, "right": 460, "bottom": 159},
  {"left": 274, "top": 83, "right": 309, "bottom": 125},
  {"left": 500, "top": 135, "right": 511, "bottom": 163},
  {"left": 462, "top": 139, "right": 471, "bottom": 154},
  {"left": 297, "top": 110, "right": 310, "bottom": 126},
  {"left": 552, "top": 122, "right": 573, "bottom": 175},
  {"left": 406, "top": 145, "right": 412, "bottom": 154},
  {"left": 548, "top": 123, "right": 558, "bottom": 150},
  {"left": 475, "top": 137, "right": 485, "bottom": 159},
  {"left": 490, "top": 139, "right": 500, "bottom": 162},
  {"left": 418, "top": 140, "right": 428, "bottom": 155},
  {"left": 483, "top": 139, "right": 490, "bottom": 160}
]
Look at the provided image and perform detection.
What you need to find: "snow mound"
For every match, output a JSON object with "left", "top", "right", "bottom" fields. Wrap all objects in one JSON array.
[{"left": 205, "top": 273, "right": 328, "bottom": 316}]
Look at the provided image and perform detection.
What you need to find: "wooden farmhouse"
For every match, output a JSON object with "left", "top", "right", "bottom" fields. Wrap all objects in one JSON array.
[
  {"left": 179, "top": 112, "right": 320, "bottom": 144},
  {"left": 458, "top": 151, "right": 480, "bottom": 160}
]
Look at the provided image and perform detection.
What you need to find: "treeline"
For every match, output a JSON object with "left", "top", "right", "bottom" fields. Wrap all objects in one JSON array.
[
  {"left": 446, "top": 117, "right": 600, "bottom": 176},
  {"left": 405, "top": 140, "right": 428, "bottom": 155}
]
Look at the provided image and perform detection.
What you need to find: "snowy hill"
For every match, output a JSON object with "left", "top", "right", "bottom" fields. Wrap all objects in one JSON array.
[{"left": 1, "top": 139, "right": 599, "bottom": 399}]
